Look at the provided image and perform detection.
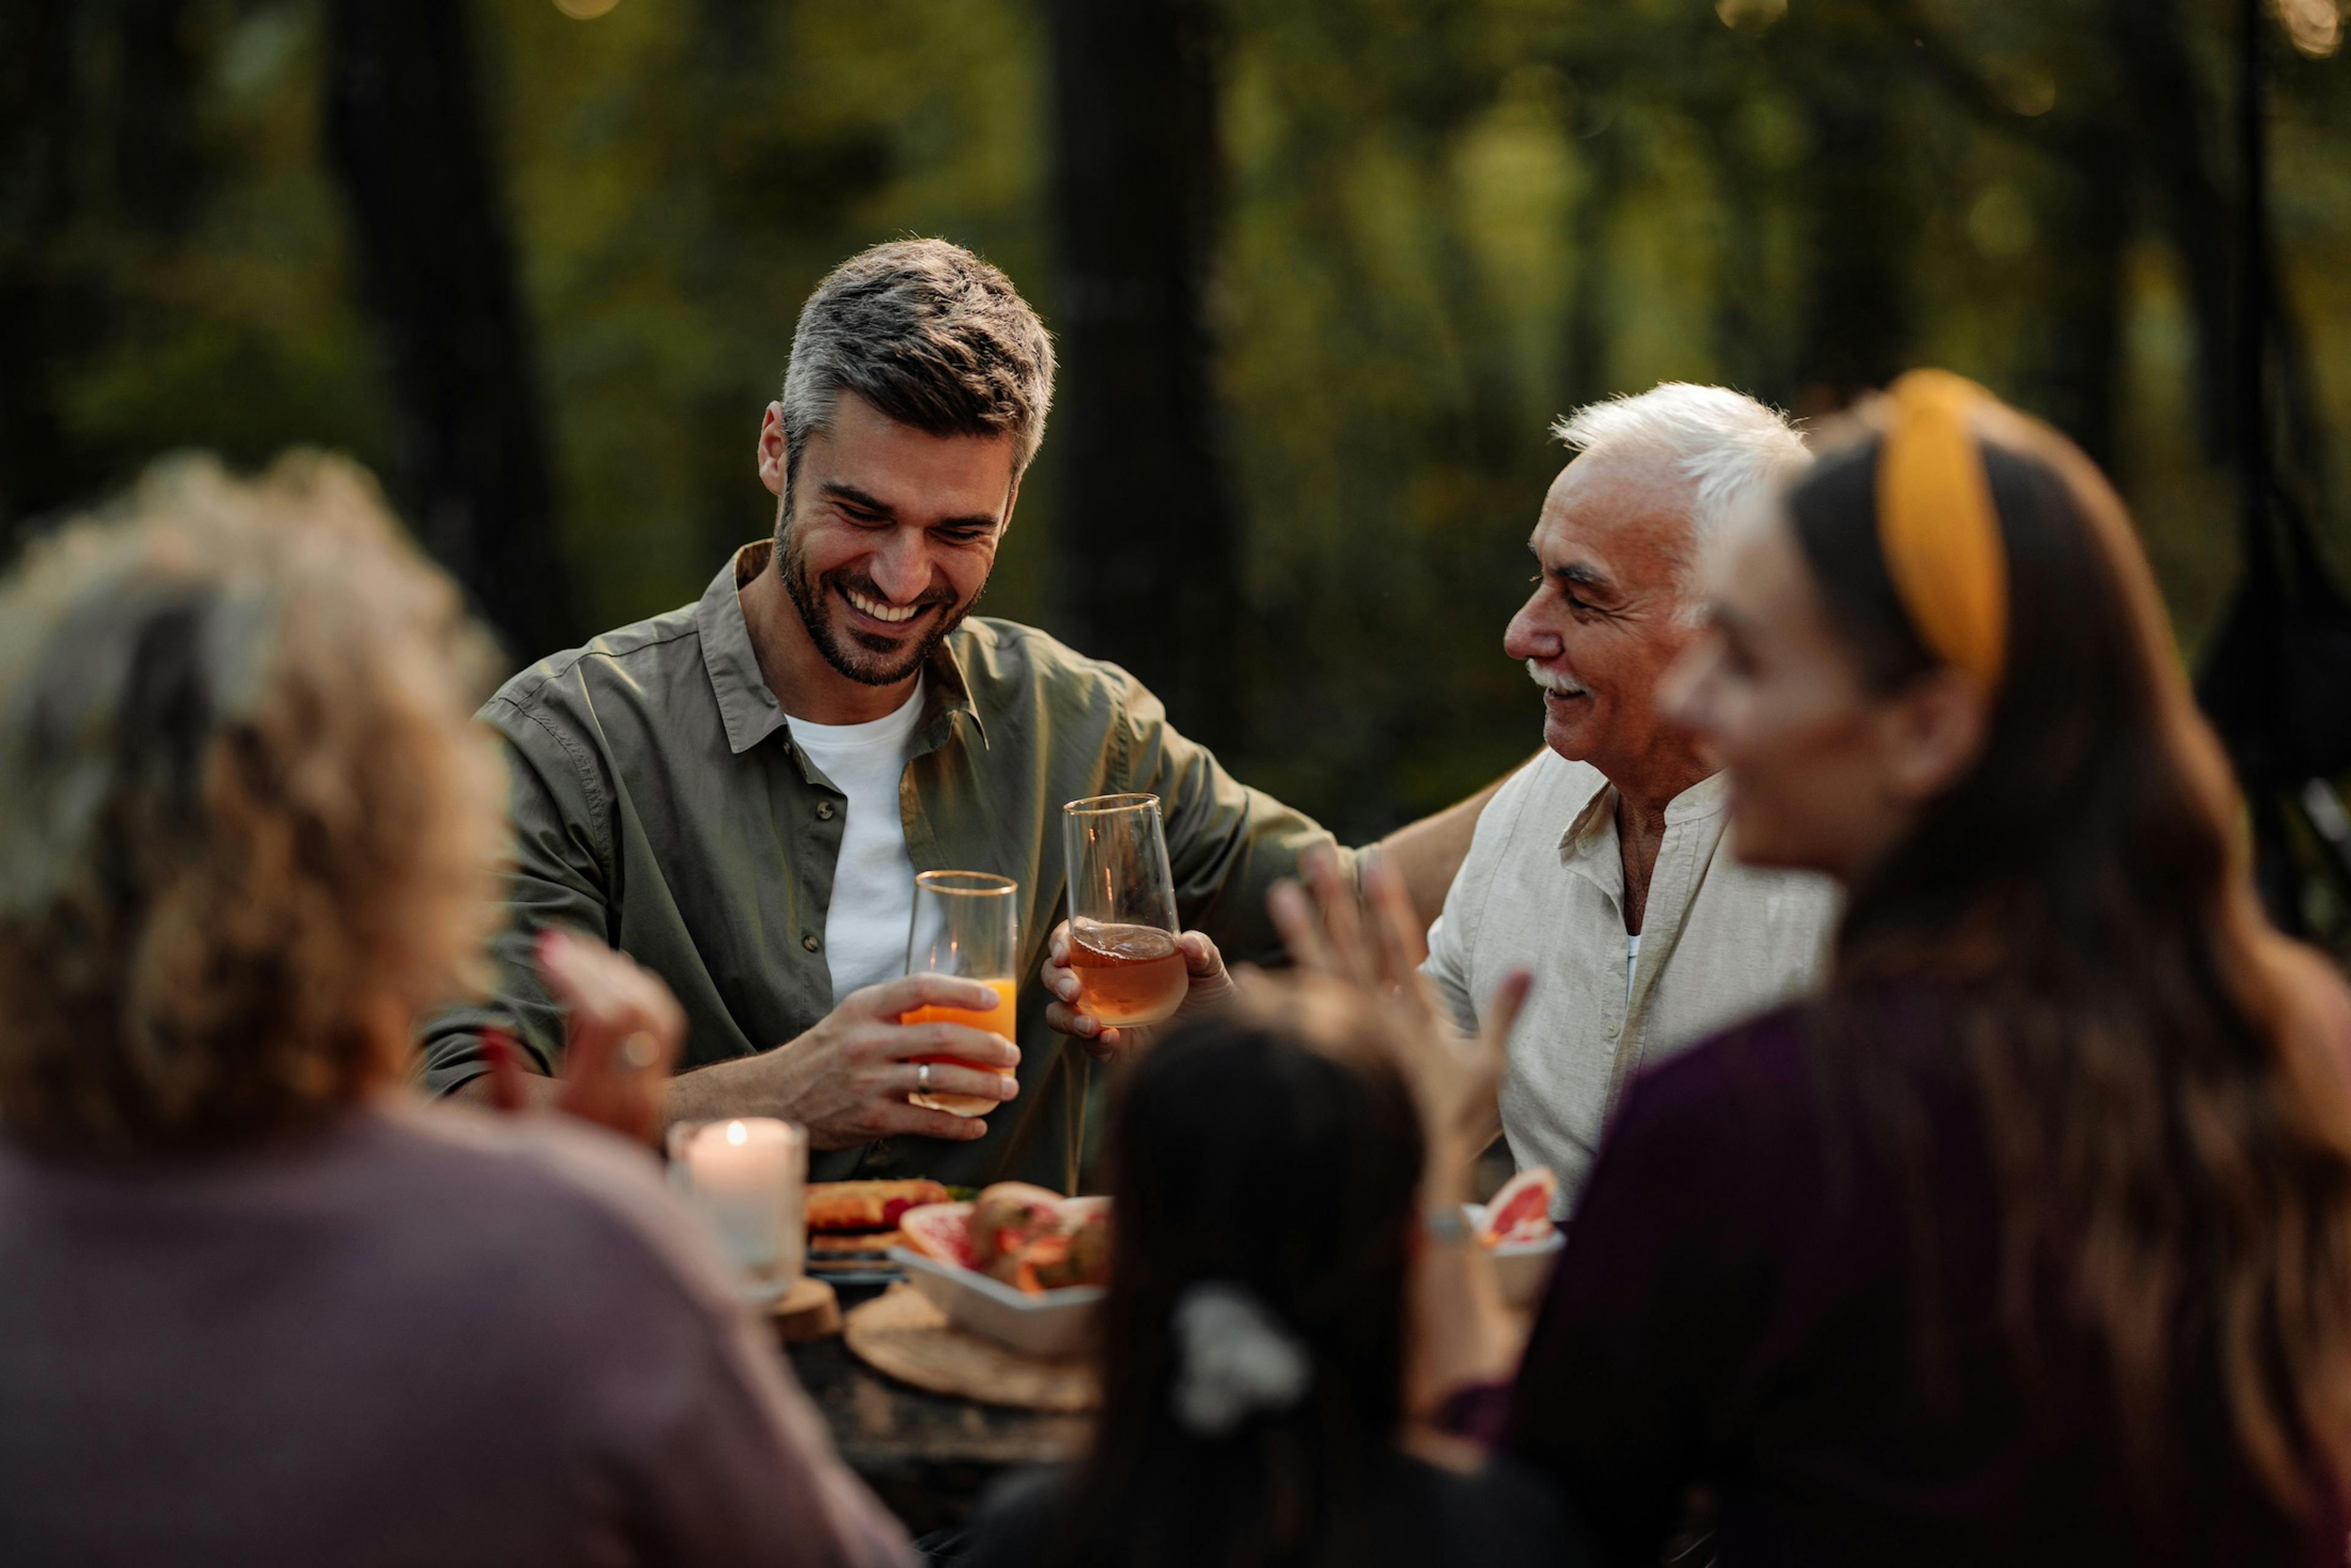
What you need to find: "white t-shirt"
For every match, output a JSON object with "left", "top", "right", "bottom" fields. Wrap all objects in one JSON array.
[
  {"left": 1626, "top": 931, "right": 1641, "bottom": 1008},
  {"left": 783, "top": 683, "right": 930, "bottom": 1005}
]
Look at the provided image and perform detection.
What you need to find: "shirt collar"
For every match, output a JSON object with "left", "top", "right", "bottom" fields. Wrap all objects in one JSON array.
[
  {"left": 1557, "top": 766, "right": 1731, "bottom": 857},
  {"left": 1663, "top": 770, "right": 1730, "bottom": 823},
  {"left": 698, "top": 541, "right": 988, "bottom": 758}
]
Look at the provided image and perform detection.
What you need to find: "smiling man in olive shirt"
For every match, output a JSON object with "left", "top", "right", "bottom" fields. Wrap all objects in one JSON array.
[{"left": 422, "top": 239, "right": 1488, "bottom": 1188}]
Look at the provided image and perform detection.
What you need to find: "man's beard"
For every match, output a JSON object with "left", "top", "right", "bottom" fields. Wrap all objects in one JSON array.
[{"left": 778, "top": 526, "right": 975, "bottom": 687}]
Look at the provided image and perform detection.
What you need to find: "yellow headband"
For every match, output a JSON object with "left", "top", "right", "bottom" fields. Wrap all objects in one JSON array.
[{"left": 1875, "top": 369, "right": 2009, "bottom": 691}]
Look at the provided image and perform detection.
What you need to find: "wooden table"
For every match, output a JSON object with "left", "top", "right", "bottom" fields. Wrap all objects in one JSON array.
[{"left": 785, "top": 1287, "right": 1090, "bottom": 1536}]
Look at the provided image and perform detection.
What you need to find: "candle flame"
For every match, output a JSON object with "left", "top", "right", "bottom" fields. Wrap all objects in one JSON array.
[{"left": 726, "top": 1120, "right": 747, "bottom": 1145}]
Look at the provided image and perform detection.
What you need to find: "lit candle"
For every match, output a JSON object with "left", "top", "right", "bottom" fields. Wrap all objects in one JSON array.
[{"left": 680, "top": 1118, "right": 804, "bottom": 1285}]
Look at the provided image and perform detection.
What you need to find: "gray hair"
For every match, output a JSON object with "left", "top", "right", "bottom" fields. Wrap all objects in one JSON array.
[
  {"left": 0, "top": 452, "right": 506, "bottom": 1153},
  {"left": 1551, "top": 383, "right": 1810, "bottom": 612},
  {"left": 778, "top": 238, "right": 1056, "bottom": 513}
]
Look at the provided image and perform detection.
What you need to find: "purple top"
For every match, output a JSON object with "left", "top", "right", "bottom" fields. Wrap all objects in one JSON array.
[
  {"left": 0, "top": 1100, "right": 910, "bottom": 1568},
  {"left": 1504, "top": 993, "right": 2345, "bottom": 1567}
]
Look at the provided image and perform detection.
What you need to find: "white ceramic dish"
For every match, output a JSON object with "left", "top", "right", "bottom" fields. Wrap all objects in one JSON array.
[
  {"left": 1466, "top": 1202, "right": 1565, "bottom": 1309},
  {"left": 889, "top": 1247, "right": 1105, "bottom": 1360}
]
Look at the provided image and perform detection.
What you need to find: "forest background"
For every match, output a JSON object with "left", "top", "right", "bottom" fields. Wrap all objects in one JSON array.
[{"left": 4, "top": 0, "right": 2349, "bottom": 889}]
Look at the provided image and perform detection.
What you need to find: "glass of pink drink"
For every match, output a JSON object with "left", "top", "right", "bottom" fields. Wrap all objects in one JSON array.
[{"left": 1062, "top": 794, "right": 1187, "bottom": 1027}]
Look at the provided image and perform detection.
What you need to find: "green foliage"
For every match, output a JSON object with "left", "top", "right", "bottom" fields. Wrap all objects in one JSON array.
[{"left": 15, "top": 0, "right": 2351, "bottom": 841}]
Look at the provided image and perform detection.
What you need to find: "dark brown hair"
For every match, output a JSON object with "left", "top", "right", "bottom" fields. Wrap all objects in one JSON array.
[
  {"left": 1053, "top": 988, "right": 1431, "bottom": 1568},
  {"left": 1787, "top": 407, "right": 2351, "bottom": 1512}
]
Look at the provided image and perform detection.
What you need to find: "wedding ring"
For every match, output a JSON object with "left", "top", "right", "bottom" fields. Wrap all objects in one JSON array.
[
  {"left": 915, "top": 1061, "right": 933, "bottom": 1092},
  {"left": 618, "top": 1030, "right": 660, "bottom": 1071}
]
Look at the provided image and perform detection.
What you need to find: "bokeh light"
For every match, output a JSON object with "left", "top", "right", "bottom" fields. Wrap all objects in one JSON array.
[{"left": 2278, "top": 0, "right": 2344, "bottom": 58}]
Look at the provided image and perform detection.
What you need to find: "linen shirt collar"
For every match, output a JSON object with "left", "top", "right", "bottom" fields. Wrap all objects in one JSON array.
[
  {"left": 696, "top": 540, "right": 988, "bottom": 758},
  {"left": 1558, "top": 767, "right": 1732, "bottom": 860}
]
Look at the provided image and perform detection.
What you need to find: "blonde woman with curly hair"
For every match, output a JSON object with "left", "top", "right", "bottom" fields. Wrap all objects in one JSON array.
[{"left": 0, "top": 455, "right": 909, "bottom": 1568}]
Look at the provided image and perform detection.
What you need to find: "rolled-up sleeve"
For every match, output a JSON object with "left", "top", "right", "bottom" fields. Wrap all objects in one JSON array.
[{"left": 415, "top": 699, "right": 613, "bottom": 1094}]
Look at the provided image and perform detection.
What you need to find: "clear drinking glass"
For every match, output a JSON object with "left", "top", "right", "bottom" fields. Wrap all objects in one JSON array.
[
  {"left": 902, "top": 870, "right": 1021, "bottom": 1117},
  {"left": 1062, "top": 793, "right": 1187, "bottom": 1029}
]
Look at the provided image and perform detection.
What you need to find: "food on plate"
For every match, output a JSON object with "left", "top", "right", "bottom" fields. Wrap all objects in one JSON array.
[
  {"left": 1477, "top": 1166, "right": 1560, "bottom": 1247},
  {"left": 899, "top": 1201, "right": 980, "bottom": 1269},
  {"left": 1031, "top": 1202, "right": 1110, "bottom": 1289},
  {"left": 967, "top": 1182, "right": 1065, "bottom": 1270},
  {"left": 899, "top": 1183, "right": 1112, "bottom": 1293},
  {"left": 806, "top": 1179, "right": 950, "bottom": 1232},
  {"left": 809, "top": 1232, "right": 901, "bottom": 1256}
]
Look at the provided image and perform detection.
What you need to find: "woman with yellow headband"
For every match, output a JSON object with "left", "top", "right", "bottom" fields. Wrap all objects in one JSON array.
[{"left": 1284, "top": 373, "right": 2351, "bottom": 1564}]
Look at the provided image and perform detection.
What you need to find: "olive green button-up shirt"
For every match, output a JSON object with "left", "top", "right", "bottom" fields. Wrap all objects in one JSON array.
[{"left": 419, "top": 542, "right": 1346, "bottom": 1188}]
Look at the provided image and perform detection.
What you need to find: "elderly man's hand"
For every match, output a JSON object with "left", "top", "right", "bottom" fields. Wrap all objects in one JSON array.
[{"left": 1041, "top": 921, "right": 1234, "bottom": 1060}]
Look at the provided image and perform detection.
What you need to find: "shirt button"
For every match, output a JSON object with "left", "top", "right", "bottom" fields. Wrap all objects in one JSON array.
[
  {"left": 816, "top": 801, "right": 835, "bottom": 820},
  {"left": 1603, "top": 1021, "right": 1619, "bottom": 1040},
  {"left": 801, "top": 934, "right": 821, "bottom": 953}
]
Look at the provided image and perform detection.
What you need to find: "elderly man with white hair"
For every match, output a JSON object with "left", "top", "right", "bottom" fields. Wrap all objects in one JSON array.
[{"left": 1425, "top": 383, "right": 1840, "bottom": 1211}]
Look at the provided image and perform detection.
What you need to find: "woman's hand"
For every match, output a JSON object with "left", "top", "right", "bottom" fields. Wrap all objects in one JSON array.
[
  {"left": 484, "top": 930, "right": 684, "bottom": 1146},
  {"left": 1267, "top": 847, "right": 1528, "bottom": 1183},
  {"left": 1041, "top": 921, "right": 1234, "bottom": 1060}
]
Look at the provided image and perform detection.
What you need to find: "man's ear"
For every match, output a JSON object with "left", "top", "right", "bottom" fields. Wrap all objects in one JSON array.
[
  {"left": 1879, "top": 667, "right": 1990, "bottom": 806},
  {"left": 757, "top": 403, "right": 789, "bottom": 498}
]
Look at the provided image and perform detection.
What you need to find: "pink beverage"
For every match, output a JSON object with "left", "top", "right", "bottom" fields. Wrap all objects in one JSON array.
[{"left": 1068, "top": 920, "right": 1186, "bottom": 1026}]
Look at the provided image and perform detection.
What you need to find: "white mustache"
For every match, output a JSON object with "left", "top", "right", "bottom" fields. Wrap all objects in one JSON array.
[{"left": 1526, "top": 659, "right": 1589, "bottom": 699}]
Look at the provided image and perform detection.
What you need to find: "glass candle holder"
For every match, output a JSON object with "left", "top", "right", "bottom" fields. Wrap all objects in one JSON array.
[{"left": 669, "top": 1116, "right": 806, "bottom": 1294}]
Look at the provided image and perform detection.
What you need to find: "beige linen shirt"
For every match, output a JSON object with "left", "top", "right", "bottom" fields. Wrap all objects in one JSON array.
[{"left": 1423, "top": 751, "right": 1839, "bottom": 1208}]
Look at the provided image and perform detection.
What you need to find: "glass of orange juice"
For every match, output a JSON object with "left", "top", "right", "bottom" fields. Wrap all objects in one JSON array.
[{"left": 902, "top": 870, "right": 1019, "bottom": 1117}]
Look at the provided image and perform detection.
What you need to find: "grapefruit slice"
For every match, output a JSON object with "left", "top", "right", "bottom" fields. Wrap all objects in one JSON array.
[
  {"left": 897, "top": 1201, "right": 977, "bottom": 1270},
  {"left": 1478, "top": 1167, "right": 1559, "bottom": 1247}
]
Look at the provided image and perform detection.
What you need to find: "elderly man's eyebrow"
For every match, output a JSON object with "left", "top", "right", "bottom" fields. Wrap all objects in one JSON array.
[
  {"left": 1550, "top": 561, "right": 1616, "bottom": 599},
  {"left": 1526, "top": 542, "right": 1613, "bottom": 593}
]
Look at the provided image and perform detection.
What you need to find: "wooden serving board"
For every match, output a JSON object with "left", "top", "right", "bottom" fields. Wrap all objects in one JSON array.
[
  {"left": 843, "top": 1285, "right": 1098, "bottom": 1413},
  {"left": 770, "top": 1275, "right": 842, "bottom": 1343}
]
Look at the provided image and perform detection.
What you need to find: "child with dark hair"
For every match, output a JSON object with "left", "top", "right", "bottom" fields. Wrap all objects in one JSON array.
[{"left": 960, "top": 962, "right": 1583, "bottom": 1568}]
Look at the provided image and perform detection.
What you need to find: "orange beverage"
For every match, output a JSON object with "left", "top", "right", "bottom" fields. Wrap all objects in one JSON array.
[
  {"left": 906, "top": 976, "right": 1018, "bottom": 1117},
  {"left": 1068, "top": 921, "right": 1187, "bottom": 1026}
]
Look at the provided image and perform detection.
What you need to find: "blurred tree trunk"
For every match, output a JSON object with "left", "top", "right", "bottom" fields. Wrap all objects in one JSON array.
[
  {"left": 113, "top": 0, "right": 204, "bottom": 238},
  {"left": 1897, "top": 0, "right": 2128, "bottom": 463},
  {"left": 0, "top": 6, "right": 92, "bottom": 539},
  {"left": 1044, "top": 0, "right": 1238, "bottom": 748},
  {"left": 324, "top": 0, "right": 572, "bottom": 663},
  {"left": 1560, "top": 132, "right": 1623, "bottom": 411},
  {"left": 1788, "top": 11, "right": 1916, "bottom": 416},
  {"left": 2106, "top": 0, "right": 2235, "bottom": 465},
  {"left": 2033, "top": 136, "right": 2129, "bottom": 470},
  {"left": 1703, "top": 113, "right": 1779, "bottom": 407}
]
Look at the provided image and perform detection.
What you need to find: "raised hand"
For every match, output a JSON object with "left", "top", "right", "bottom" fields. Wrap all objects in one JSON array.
[
  {"left": 537, "top": 929, "right": 685, "bottom": 1146},
  {"left": 476, "top": 931, "right": 686, "bottom": 1145},
  {"left": 1267, "top": 848, "right": 1527, "bottom": 1172}
]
